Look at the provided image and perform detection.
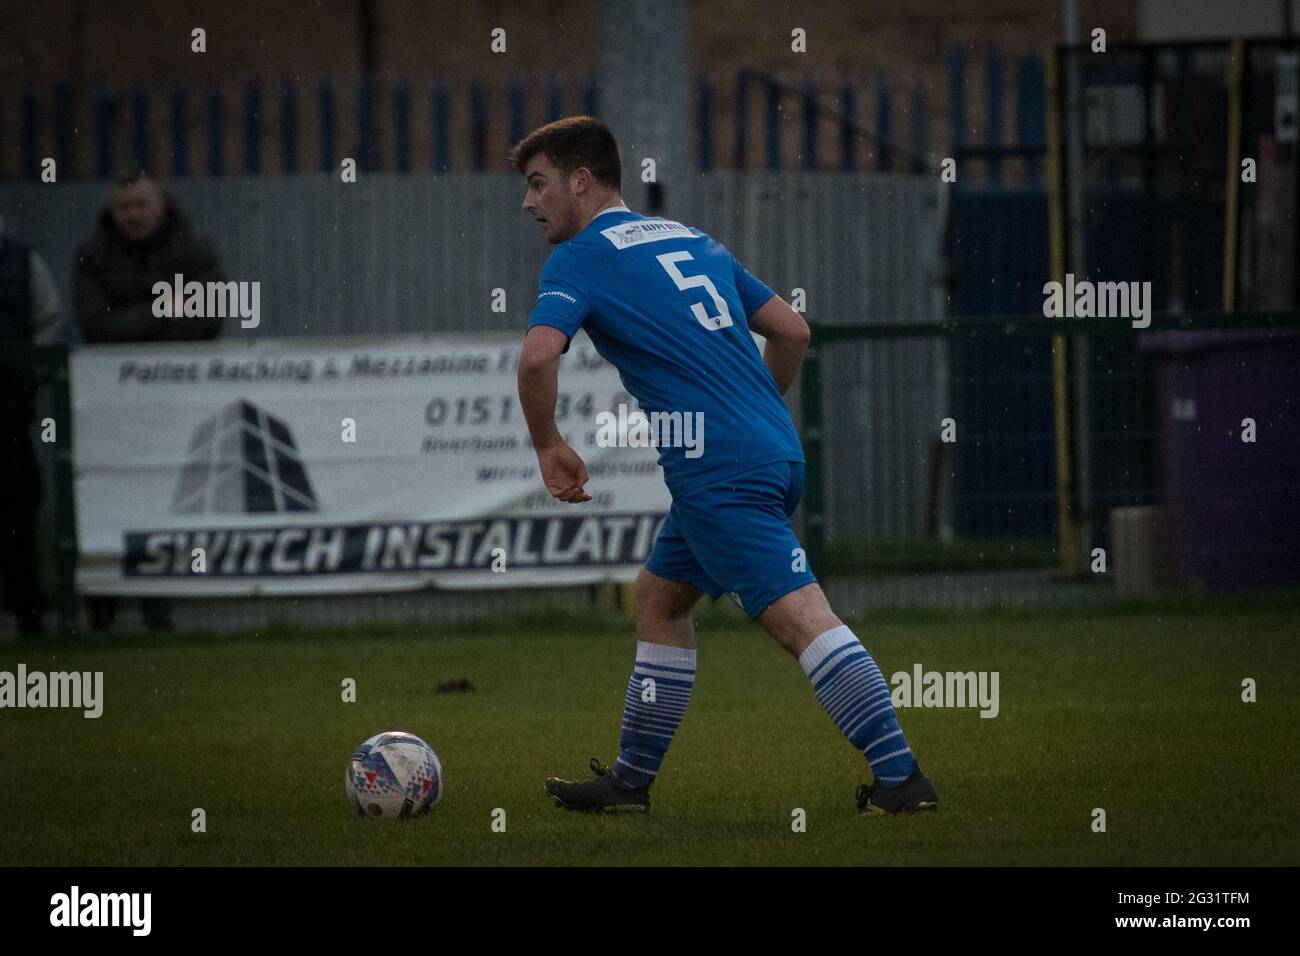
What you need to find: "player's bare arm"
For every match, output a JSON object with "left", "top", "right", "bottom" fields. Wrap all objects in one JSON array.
[
  {"left": 517, "top": 324, "right": 592, "bottom": 503},
  {"left": 748, "top": 294, "right": 811, "bottom": 395},
  {"left": 511, "top": 117, "right": 934, "bottom": 819}
]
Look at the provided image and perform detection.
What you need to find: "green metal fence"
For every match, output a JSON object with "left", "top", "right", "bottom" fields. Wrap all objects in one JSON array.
[
  {"left": 4, "top": 311, "right": 1297, "bottom": 634},
  {"left": 799, "top": 310, "right": 1300, "bottom": 584}
]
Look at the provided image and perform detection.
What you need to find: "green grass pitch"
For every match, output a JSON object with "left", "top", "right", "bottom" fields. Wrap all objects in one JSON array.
[{"left": 1, "top": 597, "right": 1296, "bottom": 866}]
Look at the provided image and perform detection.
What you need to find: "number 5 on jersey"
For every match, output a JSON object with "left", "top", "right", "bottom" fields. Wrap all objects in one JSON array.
[{"left": 655, "top": 251, "right": 734, "bottom": 331}]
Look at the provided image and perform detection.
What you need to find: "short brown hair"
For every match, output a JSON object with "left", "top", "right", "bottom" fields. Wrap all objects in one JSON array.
[
  {"left": 113, "top": 168, "right": 155, "bottom": 188},
  {"left": 509, "top": 116, "right": 622, "bottom": 191}
]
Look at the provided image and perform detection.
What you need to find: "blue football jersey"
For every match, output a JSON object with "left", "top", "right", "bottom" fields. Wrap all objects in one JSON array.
[{"left": 527, "top": 208, "right": 805, "bottom": 495}]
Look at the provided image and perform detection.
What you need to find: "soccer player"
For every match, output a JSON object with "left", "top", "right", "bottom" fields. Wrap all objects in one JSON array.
[{"left": 511, "top": 116, "right": 938, "bottom": 816}]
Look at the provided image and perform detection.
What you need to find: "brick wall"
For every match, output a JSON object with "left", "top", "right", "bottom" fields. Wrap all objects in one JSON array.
[{"left": 1, "top": 0, "right": 1140, "bottom": 177}]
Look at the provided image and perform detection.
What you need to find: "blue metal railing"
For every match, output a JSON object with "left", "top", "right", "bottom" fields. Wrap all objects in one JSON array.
[{"left": 6, "top": 51, "right": 1046, "bottom": 180}]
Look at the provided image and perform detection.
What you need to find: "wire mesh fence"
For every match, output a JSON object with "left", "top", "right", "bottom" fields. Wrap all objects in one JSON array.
[{"left": 801, "top": 311, "right": 1300, "bottom": 610}]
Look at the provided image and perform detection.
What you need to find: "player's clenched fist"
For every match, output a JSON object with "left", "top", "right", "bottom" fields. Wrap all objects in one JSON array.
[{"left": 536, "top": 443, "right": 592, "bottom": 503}]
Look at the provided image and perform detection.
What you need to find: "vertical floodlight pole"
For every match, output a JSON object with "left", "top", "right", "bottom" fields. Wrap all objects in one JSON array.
[
  {"left": 598, "top": 0, "right": 691, "bottom": 216},
  {"left": 1062, "top": 0, "right": 1091, "bottom": 577},
  {"left": 598, "top": 1, "right": 691, "bottom": 611},
  {"left": 1046, "top": 45, "right": 1082, "bottom": 578}
]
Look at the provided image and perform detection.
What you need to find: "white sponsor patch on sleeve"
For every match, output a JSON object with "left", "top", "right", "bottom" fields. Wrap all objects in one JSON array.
[{"left": 600, "top": 218, "right": 697, "bottom": 249}]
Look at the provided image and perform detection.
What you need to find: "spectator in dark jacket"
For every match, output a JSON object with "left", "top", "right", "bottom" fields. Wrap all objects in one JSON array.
[
  {"left": 74, "top": 170, "right": 225, "bottom": 343},
  {"left": 74, "top": 171, "right": 226, "bottom": 630}
]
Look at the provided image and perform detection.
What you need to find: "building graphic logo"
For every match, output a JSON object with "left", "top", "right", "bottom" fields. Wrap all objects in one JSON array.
[{"left": 172, "top": 399, "right": 319, "bottom": 514}]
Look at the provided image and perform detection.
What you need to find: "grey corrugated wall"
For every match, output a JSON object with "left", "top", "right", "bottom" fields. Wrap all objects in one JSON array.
[{"left": 0, "top": 171, "right": 948, "bottom": 544}]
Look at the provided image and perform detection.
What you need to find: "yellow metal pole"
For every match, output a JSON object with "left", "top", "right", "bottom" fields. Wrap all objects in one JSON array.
[
  {"left": 1223, "top": 39, "right": 1244, "bottom": 313},
  {"left": 619, "top": 581, "right": 637, "bottom": 613},
  {"left": 597, "top": 580, "right": 617, "bottom": 613},
  {"left": 598, "top": 579, "right": 638, "bottom": 616},
  {"left": 1045, "top": 45, "right": 1081, "bottom": 577}
]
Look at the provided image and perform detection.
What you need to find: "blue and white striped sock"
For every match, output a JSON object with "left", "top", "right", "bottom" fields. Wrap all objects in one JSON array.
[
  {"left": 799, "top": 625, "right": 916, "bottom": 787},
  {"left": 610, "top": 641, "right": 696, "bottom": 789}
]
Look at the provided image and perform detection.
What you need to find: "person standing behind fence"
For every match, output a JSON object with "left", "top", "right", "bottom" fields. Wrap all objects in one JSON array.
[
  {"left": 74, "top": 170, "right": 225, "bottom": 342},
  {"left": 73, "top": 170, "right": 228, "bottom": 631},
  {"left": 0, "top": 213, "right": 65, "bottom": 637}
]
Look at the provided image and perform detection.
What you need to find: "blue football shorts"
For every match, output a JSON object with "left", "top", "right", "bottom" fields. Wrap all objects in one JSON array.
[{"left": 645, "top": 459, "right": 817, "bottom": 620}]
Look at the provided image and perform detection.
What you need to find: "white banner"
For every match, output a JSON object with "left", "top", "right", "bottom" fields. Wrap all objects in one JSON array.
[{"left": 72, "top": 333, "right": 670, "bottom": 595}]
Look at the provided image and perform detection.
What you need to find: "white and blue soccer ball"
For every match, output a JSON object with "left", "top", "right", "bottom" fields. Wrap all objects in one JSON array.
[{"left": 345, "top": 731, "right": 444, "bottom": 818}]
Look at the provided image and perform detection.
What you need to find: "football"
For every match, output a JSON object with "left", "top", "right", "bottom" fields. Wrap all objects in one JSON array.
[{"left": 345, "top": 731, "right": 444, "bottom": 818}]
